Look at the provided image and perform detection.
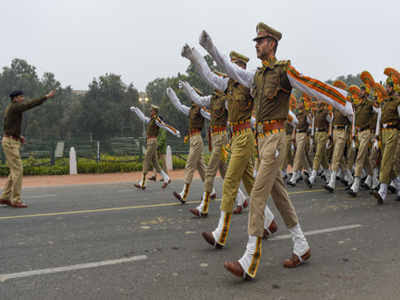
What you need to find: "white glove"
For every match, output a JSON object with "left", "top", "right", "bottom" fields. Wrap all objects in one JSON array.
[
  {"left": 199, "top": 30, "right": 214, "bottom": 52},
  {"left": 130, "top": 106, "right": 137, "bottom": 112},
  {"left": 178, "top": 80, "right": 184, "bottom": 89},
  {"left": 166, "top": 87, "right": 175, "bottom": 99},
  {"left": 176, "top": 131, "right": 181, "bottom": 138},
  {"left": 181, "top": 44, "right": 194, "bottom": 60},
  {"left": 352, "top": 139, "right": 356, "bottom": 149},
  {"left": 373, "top": 138, "right": 379, "bottom": 150}
]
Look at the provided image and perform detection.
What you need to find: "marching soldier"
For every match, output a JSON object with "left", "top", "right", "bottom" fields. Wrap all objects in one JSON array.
[
  {"left": 181, "top": 46, "right": 279, "bottom": 249},
  {"left": 281, "top": 120, "right": 294, "bottom": 180},
  {"left": 148, "top": 129, "right": 168, "bottom": 181},
  {"left": 166, "top": 88, "right": 208, "bottom": 204},
  {"left": 198, "top": 23, "right": 353, "bottom": 279},
  {"left": 325, "top": 80, "right": 352, "bottom": 192},
  {"left": 0, "top": 89, "right": 56, "bottom": 208},
  {"left": 306, "top": 102, "right": 332, "bottom": 188},
  {"left": 288, "top": 97, "right": 312, "bottom": 186},
  {"left": 130, "top": 105, "right": 180, "bottom": 190},
  {"left": 372, "top": 68, "right": 400, "bottom": 204},
  {"left": 348, "top": 71, "right": 378, "bottom": 197},
  {"left": 179, "top": 80, "right": 248, "bottom": 215},
  {"left": 365, "top": 83, "right": 385, "bottom": 191}
]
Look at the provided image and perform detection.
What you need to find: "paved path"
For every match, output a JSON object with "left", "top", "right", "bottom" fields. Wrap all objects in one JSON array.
[{"left": 0, "top": 177, "right": 399, "bottom": 299}]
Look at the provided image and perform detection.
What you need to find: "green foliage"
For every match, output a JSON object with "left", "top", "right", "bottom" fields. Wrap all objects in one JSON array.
[{"left": 0, "top": 155, "right": 186, "bottom": 176}]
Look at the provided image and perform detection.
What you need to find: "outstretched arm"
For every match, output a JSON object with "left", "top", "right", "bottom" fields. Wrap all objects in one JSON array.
[
  {"left": 199, "top": 30, "right": 254, "bottom": 88},
  {"left": 182, "top": 44, "right": 229, "bottom": 92},
  {"left": 155, "top": 117, "right": 181, "bottom": 138},
  {"left": 13, "top": 90, "right": 56, "bottom": 113},
  {"left": 180, "top": 80, "right": 212, "bottom": 107},
  {"left": 287, "top": 66, "right": 353, "bottom": 118},
  {"left": 166, "top": 87, "right": 190, "bottom": 116},
  {"left": 130, "top": 106, "right": 150, "bottom": 123}
]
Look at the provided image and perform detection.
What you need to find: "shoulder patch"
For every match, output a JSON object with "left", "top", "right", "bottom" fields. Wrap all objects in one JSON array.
[{"left": 276, "top": 60, "right": 291, "bottom": 72}]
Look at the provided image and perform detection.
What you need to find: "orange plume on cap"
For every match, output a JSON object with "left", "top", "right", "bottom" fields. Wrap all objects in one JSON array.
[
  {"left": 348, "top": 85, "right": 361, "bottom": 104},
  {"left": 374, "top": 82, "right": 387, "bottom": 104},
  {"left": 360, "top": 71, "right": 375, "bottom": 94},
  {"left": 332, "top": 80, "right": 347, "bottom": 90},
  {"left": 384, "top": 67, "right": 400, "bottom": 88}
]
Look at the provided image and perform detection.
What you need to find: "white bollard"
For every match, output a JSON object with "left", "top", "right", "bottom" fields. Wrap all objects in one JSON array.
[
  {"left": 69, "top": 147, "right": 78, "bottom": 175},
  {"left": 166, "top": 145, "right": 173, "bottom": 171}
]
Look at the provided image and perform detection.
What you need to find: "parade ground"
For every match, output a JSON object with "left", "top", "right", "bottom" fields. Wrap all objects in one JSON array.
[{"left": 0, "top": 173, "right": 399, "bottom": 300}]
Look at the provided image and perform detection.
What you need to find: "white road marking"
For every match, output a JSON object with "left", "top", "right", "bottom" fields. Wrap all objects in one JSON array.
[
  {"left": 27, "top": 194, "right": 57, "bottom": 199},
  {"left": 0, "top": 255, "right": 147, "bottom": 283},
  {"left": 270, "top": 224, "right": 362, "bottom": 241}
]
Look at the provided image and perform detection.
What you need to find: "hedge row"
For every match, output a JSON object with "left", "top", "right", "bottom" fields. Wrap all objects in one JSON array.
[{"left": 0, "top": 155, "right": 189, "bottom": 176}]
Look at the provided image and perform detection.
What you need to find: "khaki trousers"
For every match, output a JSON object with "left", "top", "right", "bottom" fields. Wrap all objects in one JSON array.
[
  {"left": 184, "top": 134, "right": 206, "bottom": 184},
  {"left": 393, "top": 134, "right": 400, "bottom": 177},
  {"left": 379, "top": 129, "right": 399, "bottom": 184},
  {"left": 293, "top": 132, "right": 310, "bottom": 172},
  {"left": 346, "top": 134, "right": 356, "bottom": 171},
  {"left": 204, "top": 133, "right": 228, "bottom": 193},
  {"left": 331, "top": 129, "right": 347, "bottom": 172},
  {"left": 368, "top": 135, "right": 379, "bottom": 174},
  {"left": 220, "top": 129, "right": 254, "bottom": 213},
  {"left": 1, "top": 137, "right": 23, "bottom": 204},
  {"left": 280, "top": 134, "right": 293, "bottom": 172},
  {"left": 312, "top": 131, "right": 329, "bottom": 170},
  {"left": 354, "top": 130, "right": 371, "bottom": 177},
  {"left": 143, "top": 139, "right": 162, "bottom": 174},
  {"left": 248, "top": 132, "right": 299, "bottom": 237}
]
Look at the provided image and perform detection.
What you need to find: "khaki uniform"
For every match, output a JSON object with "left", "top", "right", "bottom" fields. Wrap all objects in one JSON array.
[
  {"left": 312, "top": 109, "right": 329, "bottom": 171},
  {"left": 143, "top": 118, "right": 162, "bottom": 174},
  {"left": 281, "top": 122, "right": 294, "bottom": 172},
  {"left": 184, "top": 105, "right": 206, "bottom": 184},
  {"left": 292, "top": 111, "right": 310, "bottom": 172},
  {"left": 220, "top": 79, "right": 255, "bottom": 213},
  {"left": 368, "top": 111, "right": 379, "bottom": 174},
  {"left": 203, "top": 91, "right": 229, "bottom": 193},
  {"left": 1, "top": 137, "right": 23, "bottom": 203},
  {"left": 1, "top": 96, "right": 48, "bottom": 204},
  {"left": 331, "top": 109, "right": 350, "bottom": 172},
  {"left": 353, "top": 98, "right": 373, "bottom": 177},
  {"left": 248, "top": 59, "right": 299, "bottom": 237},
  {"left": 394, "top": 132, "right": 400, "bottom": 177},
  {"left": 379, "top": 95, "right": 400, "bottom": 184}
]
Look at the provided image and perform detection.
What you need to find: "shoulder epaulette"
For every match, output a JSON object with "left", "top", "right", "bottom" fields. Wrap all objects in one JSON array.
[{"left": 276, "top": 60, "right": 291, "bottom": 66}]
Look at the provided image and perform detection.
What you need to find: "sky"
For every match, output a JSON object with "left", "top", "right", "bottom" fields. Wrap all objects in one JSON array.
[{"left": 1, "top": 0, "right": 399, "bottom": 92}]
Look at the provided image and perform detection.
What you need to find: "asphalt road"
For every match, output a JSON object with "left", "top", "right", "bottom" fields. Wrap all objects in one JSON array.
[{"left": 0, "top": 177, "right": 399, "bottom": 300}]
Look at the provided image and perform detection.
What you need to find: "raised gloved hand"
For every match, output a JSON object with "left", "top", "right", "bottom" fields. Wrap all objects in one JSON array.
[
  {"left": 178, "top": 80, "right": 184, "bottom": 89},
  {"left": 166, "top": 87, "right": 176, "bottom": 99},
  {"left": 181, "top": 44, "right": 194, "bottom": 60},
  {"left": 199, "top": 30, "right": 214, "bottom": 52},
  {"left": 130, "top": 106, "right": 137, "bottom": 112}
]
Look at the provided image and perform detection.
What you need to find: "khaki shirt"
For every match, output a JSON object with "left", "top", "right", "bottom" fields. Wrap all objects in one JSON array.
[
  {"left": 381, "top": 94, "right": 400, "bottom": 127},
  {"left": 210, "top": 91, "right": 228, "bottom": 127},
  {"left": 226, "top": 79, "right": 253, "bottom": 123},
  {"left": 354, "top": 98, "right": 373, "bottom": 130},
  {"left": 189, "top": 105, "right": 204, "bottom": 131},
  {"left": 252, "top": 59, "right": 292, "bottom": 123},
  {"left": 146, "top": 117, "right": 160, "bottom": 138},
  {"left": 3, "top": 96, "right": 47, "bottom": 138}
]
